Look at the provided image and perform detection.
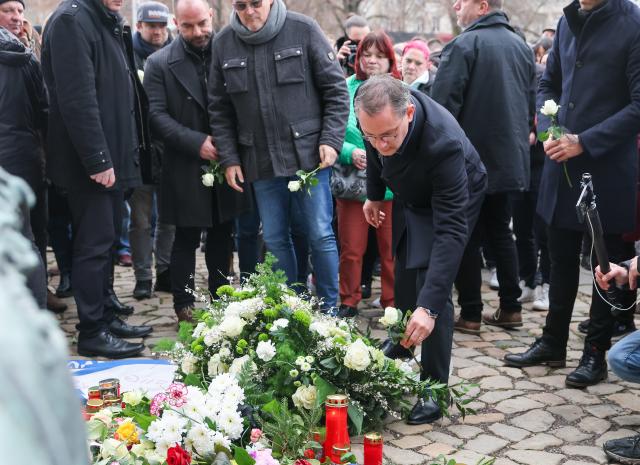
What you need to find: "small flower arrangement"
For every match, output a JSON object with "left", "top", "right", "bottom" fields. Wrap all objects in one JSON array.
[
  {"left": 538, "top": 99, "right": 572, "bottom": 188},
  {"left": 288, "top": 166, "right": 321, "bottom": 195},
  {"left": 202, "top": 160, "right": 225, "bottom": 187}
]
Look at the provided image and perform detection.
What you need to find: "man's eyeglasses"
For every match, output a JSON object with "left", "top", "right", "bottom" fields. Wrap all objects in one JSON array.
[
  {"left": 361, "top": 120, "right": 403, "bottom": 144},
  {"left": 232, "top": 0, "right": 263, "bottom": 11}
]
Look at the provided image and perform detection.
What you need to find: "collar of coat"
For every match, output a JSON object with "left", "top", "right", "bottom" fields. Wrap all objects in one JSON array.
[
  {"left": 564, "top": 0, "right": 616, "bottom": 37},
  {"left": 463, "top": 10, "right": 514, "bottom": 34},
  {"left": 84, "top": 0, "right": 124, "bottom": 30},
  {"left": 0, "top": 26, "right": 30, "bottom": 67}
]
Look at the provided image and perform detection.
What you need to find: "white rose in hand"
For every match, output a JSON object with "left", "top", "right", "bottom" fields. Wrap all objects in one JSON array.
[
  {"left": 343, "top": 338, "right": 372, "bottom": 371},
  {"left": 540, "top": 99, "right": 560, "bottom": 116},
  {"left": 202, "top": 172, "right": 215, "bottom": 187},
  {"left": 379, "top": 307, "right": 401, "bottom": 327},
  {"left": 292, "top": 385, "right": 317, "bottom": 410},
  {"left": 288, "top": 180, "right": 302, "bottom": 192}
]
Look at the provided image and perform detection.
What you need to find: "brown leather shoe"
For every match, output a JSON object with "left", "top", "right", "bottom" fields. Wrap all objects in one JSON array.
[
  {"left": 482, "top": 308, "right": 522, "bottom": 328},
  {"left": 175, "top": 306, "right": 194, "bottom": 325},
  {"left": 454, "top": 316, "right": 481, "bottom": 334},
  {"left": 47, "top": 290, "right": 67, "bottom": 314}
]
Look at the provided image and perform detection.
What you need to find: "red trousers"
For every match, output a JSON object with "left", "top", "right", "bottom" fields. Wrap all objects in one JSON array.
[{"left": 336, "top": 199, "right": 394, "bottom": 307}]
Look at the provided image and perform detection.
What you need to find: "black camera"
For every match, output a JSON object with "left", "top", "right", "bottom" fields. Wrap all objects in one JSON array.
[{"left": 344, "top": 40, "right": 359, "bottom": 76}]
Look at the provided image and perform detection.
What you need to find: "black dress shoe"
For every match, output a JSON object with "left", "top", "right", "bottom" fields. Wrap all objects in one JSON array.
[
  {"left": 154, "top": 269, "right": 172, "bottom": 293},
  {"left": 361, "top": 284, "right": 372, "bottom": 300},
  {"left": 105, "top": 289, "right": 134, "bottom": 316},
  {"left": 503, "top": 338, "right": 566, "bottom": 368},
  {"left": 578, "top": 318, "right": 590, "bottom": 334},
  {"left": 109, "top": 317, "right": 153, "bottom": 338},
  {"left": 603, "top": 434, "right": 640, "bottom": 465},
  {"left": 566, "top": 345, "right": 607, "bottom": 388},
  {"left": 77, "top": 329, "right": 145, "bottom": 358},
  {"left": 337, "top": 304, "right": 358, "bottom": 318},
  {"left": 133, "top": 280, "right": 152, "bottom": 300},
  {"left": 47, "top": 290, "right": 68, "bottom": 314},
  {"left": 56, "top": 272, "right": 73, "bottom": 298},
  {"left": 407, "top": 398, "right": 442, "bottom": 425},
  {"left": 381, "top": 339, "right": 414, "bottom": 359}
]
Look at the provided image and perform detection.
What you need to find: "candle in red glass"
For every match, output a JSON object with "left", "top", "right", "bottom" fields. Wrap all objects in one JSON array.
[
  {"left": 332, "top": 444, "right": 351, "bottom": 465},
  {"left": 324, "top": 394, "right": 349, "bottom": 463},
  {"left": 364, "top": 432, "right": 383, "bottom": 465}
]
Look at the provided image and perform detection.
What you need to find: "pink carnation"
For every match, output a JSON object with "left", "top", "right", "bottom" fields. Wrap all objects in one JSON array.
[
  {"left": 150, "top": 393, "right": 168, "bottom": 416},
  {"left": 250, "top": 449, "right": 279, "bottom": 465},
  {"left": 250, "top": 428, "right": 263, "bottom": 443},
  {"left": 167, "top": 382, "right": 189, "bottom": 408}
]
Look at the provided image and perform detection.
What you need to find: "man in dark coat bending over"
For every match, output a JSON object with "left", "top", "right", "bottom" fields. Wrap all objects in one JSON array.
[{"left": 357, "top": 75, "right": 487, "bottom": 424}]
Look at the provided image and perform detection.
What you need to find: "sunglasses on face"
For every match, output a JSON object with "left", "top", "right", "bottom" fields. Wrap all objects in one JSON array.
[{"left": 232, "top": 0, "right": 263, "bottom": 11}]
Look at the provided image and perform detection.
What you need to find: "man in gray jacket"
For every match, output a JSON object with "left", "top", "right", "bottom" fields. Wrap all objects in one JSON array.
[{"left": 208, "top": 0, "right": 349, "bottom": 310}]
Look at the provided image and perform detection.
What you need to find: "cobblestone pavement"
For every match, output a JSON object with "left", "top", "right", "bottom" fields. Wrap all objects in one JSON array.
[{"left": 52, "top": 253, "right": 640, "bottom": 465}]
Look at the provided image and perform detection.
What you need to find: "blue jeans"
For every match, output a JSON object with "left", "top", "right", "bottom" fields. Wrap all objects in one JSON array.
[
  {"left": 609, "top": 329, "right": 640, "bottom": 383},
  {"left": 253, "top": 168, "right": 338, "bottom": 308}
]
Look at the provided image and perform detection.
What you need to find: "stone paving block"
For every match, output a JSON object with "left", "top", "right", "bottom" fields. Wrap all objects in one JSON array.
[
  {"left": 480, "top": 347, "right": 508, "bottom": 359},
  {"left": 551, "top": 426, "right": 593, "bottom": 443},
  {"left": 595, "top": 429, "right": 637, "bottom": 447},
  {"left": 473, "top": 355, "right": 503, "bottom": 367},
  {"left": 424, "top": 432, "right": 464, "bottom": 448},
  {"left": 489, "top": 423, "right": 530, "bottom": 442},
  {"left": 548, "top": 405, "right": 586, "bottom": 422},
  {"left": 607, "top": 393, "right": 640, "bottom": 411},
  {"left": 584, "top": 404, "right": 623, "bottom": 419},
  {"left": 446, "top": 425, "right": 483, "bottom": 440},
  {"left": 457, "top": 366, "right": 500, "bottom": 379},
  {"left": 452, "top": 348, "right": 484, "bottom": 358},
  {"left": 561, "top": 446, "right": 607, "bottom": 464},
  {"left": 510, "top": 409, "right": 555, "bottom": 432},
  {"left": 464, "top": 434, "right": 509, "bottom": 455},
  {"left": 387, "top": 421, "right": 433, "bottom": 435},
  {"left": 494, "top": 459, "right": 520, "bottom": 465},
  {"left": 383, "top": 445, "right": 428, "bottom": 465},
  {"left": 522, "top": 366, "right": 548, "bottom": 377},
  {"left": 514, "top": 381, "right": 545, "bottom": 391},
  {"left": 392, "top": 435, "right": 429, "bottom": 449},
  {"left": 585, "top": 383, "right": 625, "bottom": 396},
  {"left": 496, "top": 397, "right": 544, "bottom": 414},
  {"left": 495, "top": 366, "right": 526, "bottom": 378},
  {"left": 554, "top": 389, "right": 601, "bottom": 405},
  {"left": 419, "top": 443, "right": 455, "bottom": 458},
  {"left": 563, "top": 461, "right": 599, "bottom": 465},
  {"left": 458, "top": 341, "right": 494, "bottom": 349},
  {"left": 452, "top": 356, "right": 479, "bottom": 368},
  {"left": 530, "top": 375, "right": 567, "bottom": 388},
  {"left": 512, "top": 433, "right": 563, "bottom": 450},
  {"left": 505, "top": 450, "right": 565, "bottom": 465},
  {"left": 577, "top": 417, "right": 611, "bottom": 434},
  {"left": 481, "top": 332, "right": 511, "bottom": 342},
  {"left": 448, "top": 450, "right": 487, "bottom": 465},
  {"left": 462, "top": 412, "right": 506, "bottom": 425},
  {"left": 525, "top": 393, "right": 565, "bottom": 406},
  {"left": 478, "top": 390, "right": 524, "bottom": 404},
  {"left": 612, "top": 415, "right": 640, "bottom": 426},
  {"left": 479, "top": 376, "right": 513, "bottom": 390}
]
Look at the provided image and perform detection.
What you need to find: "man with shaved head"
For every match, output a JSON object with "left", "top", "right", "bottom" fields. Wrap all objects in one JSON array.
[{"left": 144, "top": 0, "right": 250, "bottom": 323}]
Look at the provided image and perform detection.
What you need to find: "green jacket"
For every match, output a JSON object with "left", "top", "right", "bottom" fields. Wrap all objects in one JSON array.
[{"left": 339, "top": 75, "right": 393, "bottom": 201}]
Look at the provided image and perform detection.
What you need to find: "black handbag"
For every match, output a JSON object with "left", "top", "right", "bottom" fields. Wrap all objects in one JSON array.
[{"left": 330, "top": 163, "right": 367, "bottom": 200}]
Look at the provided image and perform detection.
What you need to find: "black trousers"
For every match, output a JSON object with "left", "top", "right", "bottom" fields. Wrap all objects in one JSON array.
[
  {"left": 30, "top": 184, "right": 48, "bottom": 269},
  {"left": 513, "top": 189, "right": 550, "bottom": 287},
  {"left": 48, "top": 186, "right": 74, "bottom": 274},
  {"left": 542, "top": 226, "right": 636, "bottom": 352},
  {"left": 455, "top": 192, "right": 521, "bottom": 321},
  {"left": 171, "top": 222, "right": 233, "bottom": 311},
  {"left": 67, "top": 189, "right": 122, "bottom": 336}
]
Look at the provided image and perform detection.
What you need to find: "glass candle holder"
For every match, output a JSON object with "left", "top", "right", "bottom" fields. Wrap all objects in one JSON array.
[
  {"left": 364, "top": 432, "right": 383, "bottom": 465},
  {"left": 324, "top": 394, "right": 349, "bottom": 463},
  {"left": 332, "top": 444, "right": 351, "bottom": 465}
]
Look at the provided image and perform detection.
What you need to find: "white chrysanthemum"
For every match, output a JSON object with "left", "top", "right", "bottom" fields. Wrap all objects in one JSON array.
[
  {"left": 217, "top": 408, "right": 244, "bottom": 439},
  {"left": 309, "top": 320, "right": 332, "bottom": 337},
  {"left": 219, "top": 347, "right": 232, "bottom": 359},
  {"left": 270, "top": 318, "right": 289, "bottom": 331},
  {"left": 181, "top": 352, "right": 199, "bottom": 375},
  {"left": 203, "top": 327, "right": 221, "bottom": 347},
  {"left": 219, "top": 315, "right": 246, "bottom": 337},
  {"left": 225, "top": 301, "right": 246, "bottom": 317},
  {"left": 256, "top": 340, "right": 277, "bottom": 361},
  {"left": 187, "top": 424, "right": 215, "bottom": 456},
  {"left": 343, "top": 339, "right": 372, "bottom": 371}
]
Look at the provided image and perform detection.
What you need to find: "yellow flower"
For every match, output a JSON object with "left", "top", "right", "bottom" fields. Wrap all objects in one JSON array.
[{"left": 115, "top": 419, "right": 139, "bottom": 445}]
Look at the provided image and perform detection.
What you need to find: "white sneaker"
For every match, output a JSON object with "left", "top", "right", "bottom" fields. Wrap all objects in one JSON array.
[
  {"left": 532, "top": 283, "right": 549, "bottom": 311},
  {"left": 489, "top": 268, "right": 499, "bottom": 290},
  {"left": 371, "top": 297, "right": 382, "bottom": 308},
  {"left": 518, "top": 280, "right": 536, "bottom": 303}
]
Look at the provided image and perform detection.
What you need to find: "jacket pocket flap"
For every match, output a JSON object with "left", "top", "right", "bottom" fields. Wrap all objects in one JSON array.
[
  {"left": 290, "top": 118, "right": 322, "bottom": 138},
  {"left": 238, "top": 131, "right": 253, "bottom": 145},
  {"left": 274, "top": 46, "right": 303, "bottom": 61},
  {"left": 223, "top": 57, "right": 248, "bottom": 69}
]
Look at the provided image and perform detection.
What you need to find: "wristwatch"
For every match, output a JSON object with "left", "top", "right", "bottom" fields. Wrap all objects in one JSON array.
[{"left": 418, "top": 307, "right": 438, "bottom": 319}]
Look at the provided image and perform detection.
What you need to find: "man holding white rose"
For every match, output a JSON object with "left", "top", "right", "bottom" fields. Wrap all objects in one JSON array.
[{"left": 504, "top": 0, "right": 640, "bottom": 388}]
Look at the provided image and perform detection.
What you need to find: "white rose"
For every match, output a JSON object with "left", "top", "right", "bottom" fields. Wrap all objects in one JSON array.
[
  {"left": 202, "top": 172, "right": 216, "bottom": 187},
  {"left": 379, "top": 307, "right": 401, "bottom": 327},
  {"left": 219, "top": 347, "right": 232, "bottom": 359},
  {"left": 203, "top": 328, "right": 220, "bottom": 347},
  {"left": 540, "top": 99, "right": 560, "bottom": 116},
  {"left": 122, "top": 390, "right": 144, "bottom": 406},
  {"left": 288, "top": 180, "right": 302, "bottom": 192},
  {"left": 270, "top": 318, "right": 289, "bottom": 331},
  {"left": 292, "top": 385, "right": 317, "bottom": 410},
  {"left": 343, "top": 339, "right": 372, "bottom": 371},
  {"left": 208, "top": 354, "right": 227, "bottom": 376},
  {"left": 181, "top": 352, "right": 199, "bottom": 375},
  {"left": 101, "top": 438, "right": 130, "bottom": 461},
  {"left": 219, "top": 315, "right": 245, "bottom": 337},
  {"left": 256, "top": 340, "right": 277, "bottom": 361}
]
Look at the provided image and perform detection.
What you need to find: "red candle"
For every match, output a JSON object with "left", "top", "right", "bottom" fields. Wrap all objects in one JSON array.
[
  {"left": 324, "top": 394, "right": 349, "bottom": 463},
  {"left": 364, "top": 432, "right": 383, "bottom": 465}
]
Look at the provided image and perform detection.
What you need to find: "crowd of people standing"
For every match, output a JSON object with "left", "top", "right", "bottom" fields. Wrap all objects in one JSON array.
[{"left": 2, "top": 0, "right": 640, "bottom": 446}]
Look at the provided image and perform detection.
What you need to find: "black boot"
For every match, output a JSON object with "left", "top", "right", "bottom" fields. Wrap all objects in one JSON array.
[
  {"left": 133, "top": 280, "right": 152, "bottom": 300},
  {"left": 407, "top": 398, "right": 442, "bottom": 425},
  {"left": 578, "top": 318, "right": 590, "bottom": 334},
  {"left": 77, "top": 329, "right": 145, "bottom": 358},
  {"left": 381, "top": 338, "right": 414, "bottom": 359},
  {"left": 56, "top": 271, "right": 73, "bottom": 298},
  {"left": 603, "top": 434, "right": 640, "bottom": 465},
  {"left": 154, "top": 269, "right": 171, "bottom": 293},
  {"left": 565, "top": 345, "right": 608, "bottom": 388},
  {"left": 337, "top": 304, "right": 358, "bottom": 318},
  {"left": 503, "top": 338, "right": 566, "bottom": 368},
  {"left": 105, "top": 288, "right": 134, "bottom": 316},
  {"left": 109, "top": 316, "right": 153, "bottom": 338}
]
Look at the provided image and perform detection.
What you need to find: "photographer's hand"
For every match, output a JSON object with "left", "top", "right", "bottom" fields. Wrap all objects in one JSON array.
[
  {"left": 337, "top": 40, "right": 353, "bottom": 62},
  {"left": 595, "top": 263, "right": 629, "bottom": 290}
]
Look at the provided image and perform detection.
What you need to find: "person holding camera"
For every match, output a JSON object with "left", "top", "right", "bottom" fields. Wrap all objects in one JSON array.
[{"left": 335, "top": 15, "right": 370, "bottom": 76}]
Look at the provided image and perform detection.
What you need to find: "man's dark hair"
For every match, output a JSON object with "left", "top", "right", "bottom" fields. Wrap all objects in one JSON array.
[
  {"left": 354, "top": 74, "right": 410, "bottom": 118},
  {"left": 485, "top": 0, "right": 504, "bottom": 9},
  {"left": 344, "top": 15, "right": 368, "bottom": 31}
]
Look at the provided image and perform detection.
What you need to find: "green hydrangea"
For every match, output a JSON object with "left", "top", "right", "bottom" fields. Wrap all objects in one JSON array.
[
  {"left": 258, "top": 333, "right": 269, "bottom": 342},
  {"left": 293, "top": 380, "right": 302, "bottom": 387},
  {"left": 237, "top": 339, "right": 248, "bottom": 349},
  {"left": 216, "top": 285, "right": 235, "bottom": 297},
  {"left": 263, "top": 308, "right": 278, "bottom": 319},
  {"left": 292, "top": 308, "right": 312, "bottom": 326}
]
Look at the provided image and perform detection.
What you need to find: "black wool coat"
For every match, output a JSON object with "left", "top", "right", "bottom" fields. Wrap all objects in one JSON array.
[
  {"left": 41, "top": 0, "right": 151, "bottom": 191},
  {"left": 144, "top": 37, "right": 251, "bottom": 227},
  {"left": 537, "top": 0, "right": 640, "bottom": 234},
  {"left": 431, "top": 11, "right": 535, "bottom": 195},
  {"left": 366, "top": 90, "right": 487, "bottom": 315}
]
